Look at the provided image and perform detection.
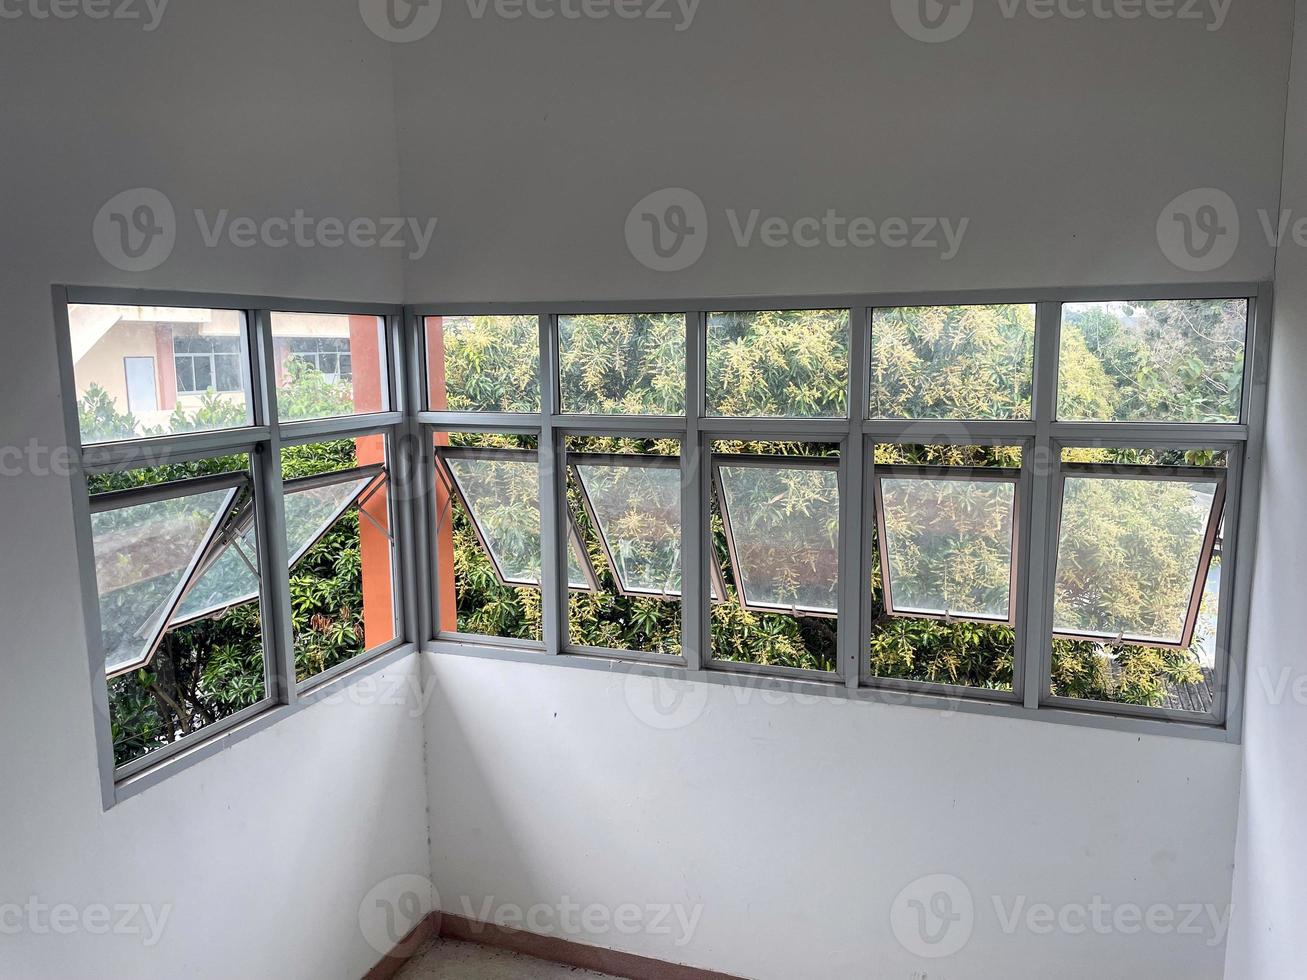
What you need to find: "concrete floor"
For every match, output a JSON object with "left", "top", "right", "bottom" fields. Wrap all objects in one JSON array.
[{"left": 394, "top": 938, "right": 621, "bottom": 979}]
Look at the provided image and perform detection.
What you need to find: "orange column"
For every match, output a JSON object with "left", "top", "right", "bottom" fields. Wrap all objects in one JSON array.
[
  {"left": 349, "top": 316, "right": 395, "bottom": 648},
  {"left": 426, "top": 316, "right": 459, "bottom": 632}
]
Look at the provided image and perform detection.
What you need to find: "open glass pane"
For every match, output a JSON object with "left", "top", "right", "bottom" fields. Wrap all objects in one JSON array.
[
  {"left": 877, "top": 473, "right": 1017, "bottom": 623},
  {"left": 271, "top": 313, "right": 388, "bottom": 421},
  {"left": 92, "top": 486, "right": 238, "bottom": 674},
  {"left": 870, "top": 304, "right": 1035, "bottom": 420},
  {"left": 558, "top": 313, "right": 686, "bottom": 415},
  {"left": 69, "top": 304, "right": 251, "bottom": 444},
  {"left": 441, "top": 451, "right": 593, "bottom": 590},
  {"left": 706, "top": 309, "right": 849, "bottom": 418},
  {"left": 567, "top": 438, "right": 681, "bottom": 655},
  {"left": 172, "top": 473, "right": 378, "bottom": 626},
  {"left": 282, "top": 437, "right": 398, "bottom": 682},
  {"left": 88, "top": 458, "right": 269, "bottom": 768},
  {"left": 425, "top": 314, "right": 540, "bottom": 412},
  {"left": 716, "top": 459, "right": 839, "bottom": 616},
  {"left": 868, "top": 444, "right": 1020, "bottom": 691},
  {"left": 1057, "top": 299, "right": 1247, "bottom": 423},
  {"left": 1053, "top": 470, "right": 1223, "bottom": 648},
  {"left": 572, "top": 456, "right": 720, "bottom": 600}
]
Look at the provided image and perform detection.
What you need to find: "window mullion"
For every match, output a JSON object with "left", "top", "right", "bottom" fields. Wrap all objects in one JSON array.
[
  {"left": 539, "top": 313, "right": 566, "bottom": 655},
  {"left": 840, "top": 306, "right": 870, "bottom": 690},
  {"left": 1022, "top": 300, "right": 1063, "bottom": 709},
  {"left": 682, "top": 311, "right": 706, "bottom": 671},
  {"left": 248, "top": 308, "right": 296, "bottom": 704}
]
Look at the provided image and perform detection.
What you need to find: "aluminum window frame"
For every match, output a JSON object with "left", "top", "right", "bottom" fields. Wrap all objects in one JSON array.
[
  {"left": 415, "top": 284, "right": 1270, "bottom": 742},
  {"left": 1049, "top": 462, "right": 1227, "bottom": 651},
  {"left": 51, "top": 282, "right": 1271, "bottom": 808},
  {"left": 55, "top": 286, "right": 414, "bottom": 809},
  {"left": 872, "top": 464, "right": 1023, "bottom": 627}
]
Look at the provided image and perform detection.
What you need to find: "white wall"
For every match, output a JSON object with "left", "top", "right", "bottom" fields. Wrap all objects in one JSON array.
[
  {"left": 426, "top": 655, "right": 1242, "bottom": 980},
  {"left": 392, "top": 0, "right": 1291, "bottom": 303},
  {"left": 1225, "top": 2, "right": 1307, "bottom": 977},
  {"left": 0, "top": 3, "right": 428, "bottom": 979},
  {"left": 402, "top": 3, "right": 1296, "bottom": 978}
]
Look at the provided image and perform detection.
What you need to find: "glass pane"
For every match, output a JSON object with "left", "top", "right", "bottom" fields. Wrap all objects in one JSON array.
[
  {"left": 575, "top": 460, "right": 709, "bottom": 599},
  {"left": 215, "top": 354, "right": 241, "bottom": 393},
  {"left": 717, "top": 462, "right": 839, "bottom": 615},
  {"left": 172, "top": 476, "right": 374, "bottom": 625},
  {"left": 174, "top": 357, "right": 195, "bottom": 394},
  {"left": 91, "top": 487, "right": 236, "bottom": 674},
  {"left": 434, "top": 433, "right": 553, "bottom": 641},
  {"left": 870, "top": 304, "right": 1035, "bottom": 420},
  {"left": 567, "top": 439, "right": 681, "bottom": 655},
  {"left": 558, "top": 313, "right": 685, "bottom": 415},
  {"left": 69, "top": 305, "right": 250, "bottom": 443},
  {"left": 193, "top": 356, "right": 213, "bottom": 392},
  {"left": 1057, "top": 299, "right": 1247, "bottom": 423},
  {"left": 271, "top": 313, "right": 387, "bottom": 421},
  {"left": 426, "top": 315, "right": 540, "bottom": 412},
  {"left": 281, "top": 438, "right": 397, "bottom": 681},
  {"left": 443, "top": 454, "right": 590, "bottom": 588},
  {"left": 1053, "top": 475, "right": 1220, "bottom": 645},
  {"left": 879, "top": 476, "right": 1016, "bottom": 621},
  {"left": 706, "top": 310, "right": 848, "bottom": 418}
]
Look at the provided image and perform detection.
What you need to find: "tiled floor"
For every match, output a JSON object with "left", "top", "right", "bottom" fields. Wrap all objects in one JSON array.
[{"left": 394, "top": 938, "right": 621, "bottom": 979}]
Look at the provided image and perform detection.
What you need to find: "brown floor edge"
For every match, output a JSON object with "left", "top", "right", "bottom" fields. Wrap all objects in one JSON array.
[
  {"left": 437, "top": 911, "right": 745, "bottom": 980},
  {"left": 363, "top": 913, "right": 441, "bottom": 980}
]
